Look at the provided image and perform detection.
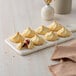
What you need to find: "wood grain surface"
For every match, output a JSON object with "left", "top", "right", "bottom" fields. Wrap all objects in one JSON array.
[{"left": 0, "top": 0, "right": 76, "bottom": 76}]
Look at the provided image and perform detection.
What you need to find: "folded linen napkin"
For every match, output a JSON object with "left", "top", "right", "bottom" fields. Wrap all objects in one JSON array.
[
  {"left": 49, "top": 40, "right": 76, "bottom": 76},
  {"left": 49, "top": 61, "right": 76, "bottom": 76},
  {"left": 51, "top": 46, "right": 76, "bottom": 62}
]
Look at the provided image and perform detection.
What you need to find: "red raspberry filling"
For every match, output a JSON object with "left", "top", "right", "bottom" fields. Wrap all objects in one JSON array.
[
  {"left": 22, "top": 39, "right": 30, "bottom": 48},
  {"left": 25, "top": 40, "right": 30, "bottom": 44}
]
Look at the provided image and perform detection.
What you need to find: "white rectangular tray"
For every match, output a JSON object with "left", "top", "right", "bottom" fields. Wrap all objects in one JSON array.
[
  {"left": 66, "top": 24, "right": 76, "bottom": 33},
  {"left": 5, "top": 36, "right": 74, "bottom": 56},
  {"left": 5, "top": 24, "right": 76, "bottom": 56}
]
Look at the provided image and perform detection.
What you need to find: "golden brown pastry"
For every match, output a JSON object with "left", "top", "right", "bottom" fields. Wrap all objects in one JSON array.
[
  {"left": 36, "top": 25, "right": 50, "bottom": 35},
  {"left": 9, "top": 32, "right": 24, "bottom": 43},
  {"left": 45, "top": 32, "right": 58, "bottom": 41},
  {"left": 57, "top": 27, "right": 71, "bottom": 37},
  {"left": 27, "top": 40, "right": 34, "bottom": 49},
  {"left": 17, "top": 42, "right": 24, "bottom": 50},
  {"left": 17, "top": 39, "right": 34, "bottom": 50},
  {"left": 48, "top": 21, "right": 63, "bottom": 31},
  {"left": 31, "top": 35, "right": 45, "bottom": 45},
  {"left": 22, "top": 27, "right": 36, "bottom": 38}
]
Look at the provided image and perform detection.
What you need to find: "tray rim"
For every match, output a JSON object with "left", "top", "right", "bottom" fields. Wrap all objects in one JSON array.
[{"left": 5, "top": 35, "right": 74, "bottom": 56}]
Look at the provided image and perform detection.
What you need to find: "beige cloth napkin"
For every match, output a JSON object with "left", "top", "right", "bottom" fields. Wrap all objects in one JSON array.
[
  {"left": 49, "top": 40, "right": 76, "bottom": 76},
  {"left": 51, "top": 46, "right": 76, "bottom": 62},
  {"left": 49, "top": 61, "right": 76, "bottom": 76}
]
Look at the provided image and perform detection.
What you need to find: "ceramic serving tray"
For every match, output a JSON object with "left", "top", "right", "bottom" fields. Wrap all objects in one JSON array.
[
  {"left": 5, "top": 36, "right": 74, "bottom": 56},
  {"left": 5, "top": 24, "right": 76, "bottom": 56}
]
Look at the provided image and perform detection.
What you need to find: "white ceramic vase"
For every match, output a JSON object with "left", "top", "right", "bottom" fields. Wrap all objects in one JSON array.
[{"left": 41, "top": 5, "right": 54, "bottom": 21}]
